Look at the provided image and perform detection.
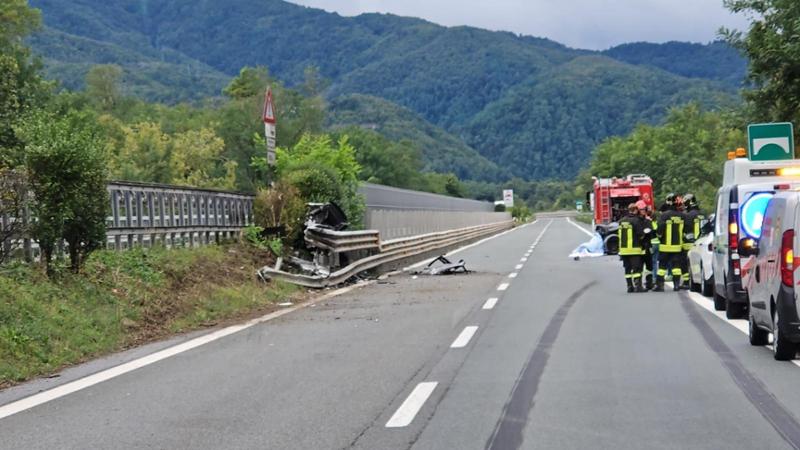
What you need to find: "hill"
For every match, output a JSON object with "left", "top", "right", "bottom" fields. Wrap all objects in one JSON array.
[
  {"left": 27, "top": 0, "right": 745, "bottom": 181},
  {"left": 327, "top": 94, "right": 508, "bottom": 181}
]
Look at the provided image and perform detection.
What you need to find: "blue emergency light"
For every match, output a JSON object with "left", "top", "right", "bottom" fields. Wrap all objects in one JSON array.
[{"left": 740, "top": 192, "right": 774, "bottom": 238}]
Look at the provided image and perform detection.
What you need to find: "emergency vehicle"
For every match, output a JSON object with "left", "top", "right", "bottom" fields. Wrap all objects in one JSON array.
[{"left": 588, "top": 174, "right": 655, "bottom": 254}]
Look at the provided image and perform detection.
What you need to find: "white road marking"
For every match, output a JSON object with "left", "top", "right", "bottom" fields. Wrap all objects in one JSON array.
[
  {"left": 509, "top": 273, "right": 518, "bottom": 278},
  {"left": 450, "top": 326, "right": 479, "bottom": 348},
  {"left": 385, "top": 382, "right": 438, "bottom": 428},
  {"left": 404, "top": 220, "right": 539, "bottom": 271},
  {"left": 521, "top": 258, "right": 528, "bottom": 262},
  {"left": 0, "top": 283, "right": 367, "bottom": 420},
  {"left": 684, "top": 288, "right": 800, "bottom": 369},
  {"left": 566, "top": 217, "right": 594, "bottom": 237},
  {"left": 498, "top": 283, "right": 510, "bottom": 291},
  {"left": 515, "top": 264, "right": 523, "bottom": 270},
  {"left": 483, "top": 298, "right": 499, "bottom": 310}
]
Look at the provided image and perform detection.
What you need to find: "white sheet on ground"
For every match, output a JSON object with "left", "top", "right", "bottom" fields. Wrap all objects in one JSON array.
[{"left": 569, "top": 232, "right": 605, "bottom": 259}]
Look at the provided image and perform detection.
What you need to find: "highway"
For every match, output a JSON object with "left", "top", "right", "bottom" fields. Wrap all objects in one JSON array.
[{"left": 4, "top": 219, "right": 800, "bottom": 449}]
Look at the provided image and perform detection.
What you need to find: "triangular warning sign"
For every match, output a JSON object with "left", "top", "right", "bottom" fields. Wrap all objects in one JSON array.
[{"left": 262, "top": 88, "right": 276, "bottom": 124}]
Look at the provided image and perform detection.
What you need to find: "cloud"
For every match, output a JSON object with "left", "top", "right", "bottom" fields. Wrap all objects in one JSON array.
[{"left": 290, "top": 0, "right": 750, "bottom": 49}]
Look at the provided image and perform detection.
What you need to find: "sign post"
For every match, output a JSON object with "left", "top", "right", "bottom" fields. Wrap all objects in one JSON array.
[
  {"left": 747, "top": 122, "right": 795, "bottom": 161},
  {"left": 503, "top": 189, "right": 514, "bottom": 208},
  {"left": 263, "top": 87, "right": 277, "bottom": 166}
]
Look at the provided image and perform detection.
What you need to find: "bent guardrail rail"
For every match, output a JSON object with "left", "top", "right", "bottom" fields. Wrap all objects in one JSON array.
[{"left": 259, "top": 220, "right": 513, "bottom": 288}]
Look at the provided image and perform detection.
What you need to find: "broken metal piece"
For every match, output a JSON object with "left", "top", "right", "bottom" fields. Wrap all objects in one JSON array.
[{"left": 415, "top": 255, "right": 469, "bottom": 276}]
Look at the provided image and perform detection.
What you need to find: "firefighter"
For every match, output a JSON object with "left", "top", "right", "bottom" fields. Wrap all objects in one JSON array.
[
  {"left": 619, "top": 203, "right": 647, "bottom": 293},
  {"left": 638, "top": 201, "right": 656, "bottom": 290},
  {"left": 681, "top": 194, "right": 704, "bottom": 289},
  {"left": 655, "top": 194, "right": 686, "bottom": 291}
]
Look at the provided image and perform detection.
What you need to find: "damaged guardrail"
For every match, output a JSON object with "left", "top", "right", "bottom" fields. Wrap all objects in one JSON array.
[{"left": 258, "top": 220, "right": 512, "bottom": 288}]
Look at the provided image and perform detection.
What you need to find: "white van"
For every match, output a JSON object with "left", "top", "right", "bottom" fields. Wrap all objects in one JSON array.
[
  {"left": 712, "top": 157, "right": 800, "bottom": 319},
  {"left": 741, "top": 191, "right": 800, "bottom": 360}
]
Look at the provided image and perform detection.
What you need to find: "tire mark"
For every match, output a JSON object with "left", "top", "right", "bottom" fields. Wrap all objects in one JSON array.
[
  {"left": 680, "top": 292, "right": 800, "bottom": 449},
  {"left": 485, "top": 281, "right": 597, "bottom": 450}
]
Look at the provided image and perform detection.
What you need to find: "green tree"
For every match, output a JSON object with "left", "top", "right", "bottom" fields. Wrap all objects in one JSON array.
[
  {"left": 0, "top": 0, "right": 49, "bottom": 166},
  {"left": 722, "top": 0, "right": 800, "bottom": 136},
  {"left": 588, "top": 104, "right": 745, "bottom": 211},
  {"left": 276, "top": 134, "right": 364, "bottom": 226},
  {"left": 17, "top": 110, "right": 108, "bottom": 274},
  {"left": 85, "top": 64, "right": 123, "bottom": 112}
]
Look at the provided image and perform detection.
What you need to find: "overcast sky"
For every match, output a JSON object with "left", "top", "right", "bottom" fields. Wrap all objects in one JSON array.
[{"left": 289, "top": 0, "right": 750, "bottom": 50}]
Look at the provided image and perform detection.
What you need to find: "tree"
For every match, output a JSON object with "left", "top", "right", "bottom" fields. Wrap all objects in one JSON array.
[
  {"left": 85, "top": 64, "right": 123, "bottom": 112},
  {"left": 276, "top": 134, "right": 364, "bottom": 226},
  {"left": 722, "top": 0, "right": 800, "bottom": 138},
  {"left": 0, "top": 168, "right": 31, "bottom": 264},
  {"left": 16, "top": 110, "right": 108, "bottom": 274}
]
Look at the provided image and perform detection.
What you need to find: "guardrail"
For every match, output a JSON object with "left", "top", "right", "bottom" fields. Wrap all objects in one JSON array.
[{"left": 259, "top": 220, "right": 513, "bottom": 288}]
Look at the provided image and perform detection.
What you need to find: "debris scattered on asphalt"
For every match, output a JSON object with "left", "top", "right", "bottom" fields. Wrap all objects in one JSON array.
[
  {"left": 414, "top": 255, "right": 470, "bottom": 276},
  {"left": 278, "top": 302, "right": 293, "bottom": 307}
]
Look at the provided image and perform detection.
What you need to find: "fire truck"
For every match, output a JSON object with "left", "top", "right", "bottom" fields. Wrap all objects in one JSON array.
[{"left": 588, "top": 174, "right": 655, "bottom": 254}]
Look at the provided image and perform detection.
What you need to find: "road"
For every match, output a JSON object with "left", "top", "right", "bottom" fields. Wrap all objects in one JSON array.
[{"left": 4, "top": 219, "right": 800, "bottom": 449}]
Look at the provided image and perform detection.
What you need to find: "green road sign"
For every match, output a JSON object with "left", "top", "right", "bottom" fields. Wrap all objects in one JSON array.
[{"left": 748, "top": 122, "right": 795, "bottom": 161}]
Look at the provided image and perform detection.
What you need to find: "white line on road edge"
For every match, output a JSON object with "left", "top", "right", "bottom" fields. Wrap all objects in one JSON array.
[
  {"left": 508, "top": 273, "right": 518, "bottom": 278},
  {"left": 403, "top": 220, "right": 539, "bottom": 271},
  {"left": 515, "top": 264, "right": 523, "bottom": 270},
  {"left": 483, "top": 298, "right": 499, "bottom": 310},
  {"left": 450, "top": 326, "right": 479, "bottom": 348},
  {"left": 566, "top": 217, "right": 594, "bottom": 238},
  {"left": 0, "top": 283, "right": 369, "bottom": 421},
  {"left": 385, "top": 382, "right": 438, "bottom": 428},
  {"left": 497, "top": 283, "right": 510, "bottom": 291},
  {"left": 684, "top": 288, "right": 800, "bottom": 369}
]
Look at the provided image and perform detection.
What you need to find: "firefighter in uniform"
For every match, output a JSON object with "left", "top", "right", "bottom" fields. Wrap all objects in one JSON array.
[
  {"left": 638, "top": 201, "right": 656, "bottom": 290},
  {"left": 655, "top": 194, "right": 686, "bottom": 291},
  {"left": 681, "top": 194, "right": 704, "bottom": 289},
  {"left": 619, "top": 203, "right": 647, "bottom": 293}
]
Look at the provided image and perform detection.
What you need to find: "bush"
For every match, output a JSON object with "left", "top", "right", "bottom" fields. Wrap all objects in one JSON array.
[
  {"left": 510, "top": 204, "right": 532, "bottom": 221},
  {"left": 252, "top": 182, "right": 306, "bottom": 245},
  {"left": 16, "top": 109, "right": 108, "bottom": 274},
  {"left": 494, "top": 204, "right": 506, "bottom": 212}
]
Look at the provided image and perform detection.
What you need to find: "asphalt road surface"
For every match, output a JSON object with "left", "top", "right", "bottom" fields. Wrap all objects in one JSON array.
[{"left": 4, "top": 219, "right": 800, "bottom": 449}]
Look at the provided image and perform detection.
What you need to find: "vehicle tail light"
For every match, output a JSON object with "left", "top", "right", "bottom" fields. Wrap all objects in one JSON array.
[
  {"left": 733, "top": 258, "right": 741, "bottom": 275},
  {"left": 775, "top": 184, "right": 792, "bottom": 190},
  {"left": 781, "top": 230, "right": 795, "bottom": 287},
  {"left": 729, "top": 208, "right": 739, "bottom": 251}
]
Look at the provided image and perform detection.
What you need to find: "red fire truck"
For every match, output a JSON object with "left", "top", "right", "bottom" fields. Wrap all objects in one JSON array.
[{"left": 588, "top": 174, "right": 655, "bottom": 254}]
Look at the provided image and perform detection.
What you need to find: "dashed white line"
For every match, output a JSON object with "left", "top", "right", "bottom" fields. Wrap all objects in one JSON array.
[
  {"left": 483, "top": 297, "right": 499, "bottom": 310},
  {"left": 515, "top": 264, "right": 523, "bottom": 270},
  {"left": 385, "top": 382, "right": 438, "bottom": 428},
  {"left": 498, "top": 283, "right": 510, "bottom": 291},
  {"left": 451, "top": 326, "right": 479, "bottom": 348},
  {"left": 508, "top": 273, "right": 518, "bottom": 278},
  {"left": 520, "top": 258, "right": 528, "bottom": 262}
]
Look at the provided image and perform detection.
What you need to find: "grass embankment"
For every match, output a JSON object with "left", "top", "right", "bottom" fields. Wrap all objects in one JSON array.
[
  {"left": 574, "top": 212, "right": 593, "bottom": 225},
  {"left": 0, "top": 244, "right": 300, "bottom": 387}
]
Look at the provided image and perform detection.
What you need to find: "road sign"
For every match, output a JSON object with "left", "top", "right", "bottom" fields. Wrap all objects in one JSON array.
[
  {"left": 263, "top": 87, "right": 277, "bottom": 165},
  {"left": 576, "top": 201, "right": 583, "bottom": 212},
  {"left": 748, "top": 122, "right": 794, "bottom": 161},
  {"left": 503, "top": 189, "right": 514, "bottom": 208}
]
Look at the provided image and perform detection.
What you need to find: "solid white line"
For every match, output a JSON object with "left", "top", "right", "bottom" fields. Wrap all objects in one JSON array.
[
  {"left": 404, "top": 220, "right": 539, "bottom": 271},
  {"left": 515, "top": 264, "right": 523, "bottom": 270},
  {"left": 0, "top": 283, "right": 366, "bottom": 420},
  {"left": 684, "top": 288, "right": 800, "bottom": 369},
  {"left": 508, "top": 273, "right": 518, "bottom": 278},
  {"left": 498, "top": 283, "right": 510, "bottom": 291},
  {"left": 385, "top": 382, "right": 438, "bottom": 428},
  {"left": 566, "top": 217, "right": 594, "bottom": 237},
  {"left": 483, "top": 297, "right": 499, "bottom": 310},
  {"left": 450, "top": 326, "right": 479, "bottom": 348}
]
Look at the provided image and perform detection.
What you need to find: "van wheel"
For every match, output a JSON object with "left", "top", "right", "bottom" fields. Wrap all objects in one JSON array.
[
  {"left": 773, "top": 309, "right": 797, "bottom": 361},
  {"left": 690, "top": 273, "right": 701, "bottom": 293},
  {"left": 726, "top": 300, "right": 746, "bottom": 319},
  {"left": 713, "top": 291, "right": 726, "bottom": 311},
  {"left": 702, "top": 274, "right": 714, "bottom": 297},
  {"left": 604, "top": 235, "right": 619, "bottom": 255},
  {"left": 749, "top": 314, "right": 768, "bottom": 346}
]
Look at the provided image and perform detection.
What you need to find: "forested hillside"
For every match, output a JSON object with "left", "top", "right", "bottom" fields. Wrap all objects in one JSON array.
[{"left": 27, "top": 0, "right": 745, "bottom": 181}]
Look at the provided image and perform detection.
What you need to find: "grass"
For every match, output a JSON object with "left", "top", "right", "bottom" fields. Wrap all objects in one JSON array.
[
  {"left": 574, "top": 212, "right": 594, "bottom": 225},
  {"left": 0, "top": 244, "right": 300, "bottom": 387}
]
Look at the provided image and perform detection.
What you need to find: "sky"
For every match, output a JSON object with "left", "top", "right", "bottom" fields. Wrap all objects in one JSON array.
[{"left": 289, "top": 0, "right": 750, "bottom": 50}]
